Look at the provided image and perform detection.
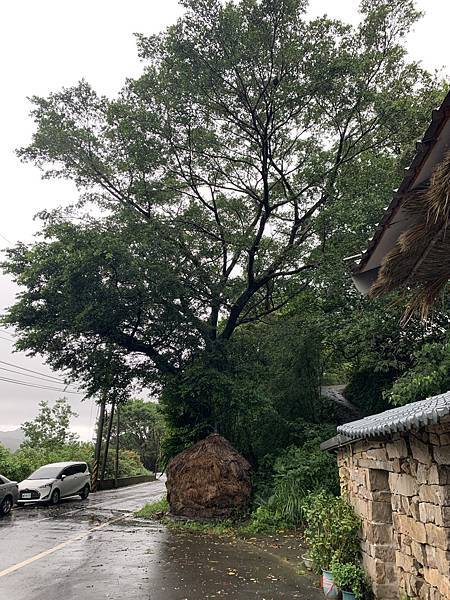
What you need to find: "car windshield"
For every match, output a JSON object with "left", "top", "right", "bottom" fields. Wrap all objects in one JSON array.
[{"left": 28, "top": 466, "right": 62, "bottom": 480}]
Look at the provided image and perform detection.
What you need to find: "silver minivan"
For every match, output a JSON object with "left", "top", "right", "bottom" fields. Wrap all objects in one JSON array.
[
  {"left": 0, "top": 474, "right": 18, "bottom": 516},
  {"left": 18, "top": 461, "right": 91, "bottom": 505}
]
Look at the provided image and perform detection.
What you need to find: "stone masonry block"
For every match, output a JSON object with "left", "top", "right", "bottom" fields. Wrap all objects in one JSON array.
[
  {"left": 418, "top": 581, "right": 432, "bottom": 600},
  {"left": 372, "top": 582, "right": 400, "bottom": 600},
  {"left": 393, "top": 513, "right": 426, "bottom": 543},
  {"left": 423, "top": 566, "right": 450, "bottom": 598},
  {"left": 353, "top": 496, "right": 369, "bottom": 520},
  {"left": 370, "top": 500, "right": 393, "bottom": 523},
  {"left": 417, "top": 463, "right": 430, "bottom": 484},
  {"left": 419, "top": 502, "right": 443, "bottom": 525},
  {"left": 395, "top": 550, "right": 416, "bottom": 573},
  {"left": 419, "top": 484, "right": 444, "bottom": 505},
  {"left": 391, "top": 494, "right": 402, "bottom": 512},
  {"left": 433, "top": 445, "right": 450, "bottom": 465},
  {"left": 362, "top": 552, "right": 386, "bottom": 584},
  {"left": 365, "top": 448, "right": 389, "bottom": 462},
  {"left": 410, "top": 435, "right": 433, "bottom": 465},
  {"left": 425, "top": 522, "right": 450, "bottom": 551},
  {"left": 430, "top": 588, "right": 443, "bottom": 600},
  {"left": 411, "top": 540, "right": 426, "bottom": 565},
  {"left": 362, "top": 520, "right": 394, "bottom": 545},
  {"left": 358, "top": 458, "right": 399, "bottom": 472},
  {"left": 434, "top": 485, "right": 450, "bottom": 506},
  {"left": 387, "top": 439, "right": 408, "bottom": 460},
  {"left": 389, "top": 473, "right": 419, "bottom": 497},
  {"left": 427, "top": 417, "right": 450, "bottom": 435},
  {"left": 425, "top": 545, "right": 450, "bottom": 575},
  {"left": 442, "top": 506, "right": 450, "bottom": 527},
  {"left": 429, "top": 464, "right": 450, "bottom": 486},
  {"left": 410, "top": 496, "right": 421, "bottom": 521},
  {"left": 366, "top": 469, "right": 389, "bottom": 493},
  {"left": 352, "top": 467, "right": 367, "bottom": 487},
  {"left": 371, "top": 543, "right": 396, "bottom": 562},
  {"left": 401, "top": 495, "right": 411, "bottom": 516}
]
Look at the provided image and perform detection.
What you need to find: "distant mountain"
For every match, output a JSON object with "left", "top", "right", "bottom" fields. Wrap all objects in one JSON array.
[{"left": 0, "top": 428, "right": 25, "bottom": 451}]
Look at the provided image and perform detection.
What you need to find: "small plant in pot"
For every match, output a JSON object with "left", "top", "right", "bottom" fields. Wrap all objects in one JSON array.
[
  {"left": 302, "top": 553, "right": 314, "bottom": 570},
  {"left": 302, "top": 492, "right": 360, "bottom": 598},
  {"left": 331, "top": 557, "right": 367, "bottom": 600}
]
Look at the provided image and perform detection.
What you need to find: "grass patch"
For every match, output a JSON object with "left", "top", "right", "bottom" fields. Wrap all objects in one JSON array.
[
  {"left": 163, "top": 517, "right": 237, "bottom": 536},
  {"left": 135, "top": 496, "right": 295, "bottom": 537},
  {"left": 136, "top": 496, "right": 238, "bottom": 535},
  {"left": 135, "top": 496, "right": 169, "bottom": 518},
  {"left": 239, "top": 505, "right": 291, "bottom": 534}
]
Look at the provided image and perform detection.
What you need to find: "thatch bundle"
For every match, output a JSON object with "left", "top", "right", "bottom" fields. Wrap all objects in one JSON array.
[
  {"left": 370, "top": 150, "right": 450, "bottom": 320},
  {"left": 166, "top": 434, "right": 252, "bottom": 518}
]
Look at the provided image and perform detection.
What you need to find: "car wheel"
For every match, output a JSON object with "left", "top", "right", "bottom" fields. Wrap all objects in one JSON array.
[
  {"left": 80, "top": 484, "right": 90, "bottom": 500},
  {"left": 0, "top": 496, "right": 13, "bottom": 516},
  {"left": 50, "top": 489, "right": 60, "bottom": 506}
]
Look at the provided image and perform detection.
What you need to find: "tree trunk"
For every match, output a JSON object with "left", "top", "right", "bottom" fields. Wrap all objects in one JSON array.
[
  {"left": 100, "top": 400, "right": 116, "bottom": 481},
  {"left": 92, "top": 397, "right": 106, "bottom": 493},
  {"left": 114, "top": 404, "right": 120, "bottom": 488}
]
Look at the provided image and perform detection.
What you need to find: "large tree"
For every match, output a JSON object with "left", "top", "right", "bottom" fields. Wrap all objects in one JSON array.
[
  {"left": 21, "top": 398, "right": 79, "bottom": 450},
  {"left": 103, "top": 399, "right": 166, "bottom": 471},
  {"left": 2, "top": 0, "right": 445, "bottom": 440}
]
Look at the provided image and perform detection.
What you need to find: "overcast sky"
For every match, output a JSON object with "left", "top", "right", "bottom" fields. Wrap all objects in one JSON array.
[{"left": 1, "top": 0, "right": 449, "bottom": 439}]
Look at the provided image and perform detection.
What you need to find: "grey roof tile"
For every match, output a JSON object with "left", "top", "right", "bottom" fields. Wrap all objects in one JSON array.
[{"left": 337, "top": 391, "right": 450, "bottom": 439}]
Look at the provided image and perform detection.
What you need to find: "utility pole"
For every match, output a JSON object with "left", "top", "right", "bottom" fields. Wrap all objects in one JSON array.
[
  {"left": 100, "top": 399, "right": 116, "bottom": 482},
  {"left": 92, "top": 396, "right": 106, "bottom": 493},
  {"left": 114, "top": 403, "right": 120, "bottom": 488}
]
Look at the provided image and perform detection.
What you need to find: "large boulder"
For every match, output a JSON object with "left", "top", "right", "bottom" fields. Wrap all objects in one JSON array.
[{"left": 166, "top": 433, "right": 252, "bottom": 518}]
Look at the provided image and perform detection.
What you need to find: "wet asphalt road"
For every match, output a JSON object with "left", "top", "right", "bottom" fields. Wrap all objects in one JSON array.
[{"left": 0, "top": 480, "right": 322, "bottom": 600}]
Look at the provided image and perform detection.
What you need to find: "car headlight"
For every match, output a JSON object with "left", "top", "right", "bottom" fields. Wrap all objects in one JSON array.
[{"left": 38, "top": 484, "right": 51, "bottom": 490}]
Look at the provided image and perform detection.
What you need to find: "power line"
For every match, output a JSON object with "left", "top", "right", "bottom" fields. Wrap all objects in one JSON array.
[
  {"left": 0, "top": 366, "right": 69, "bottom": 385},
  {"left": 0, "top": 376, "right": 82, "bottom": 394},
  {"left": 0, "top": 232, "right": 11, "bottom": 244},
  {"left": 0, "top": 329, "right": 14, "bottom": 339},
  {"left": 0, "top": 360, "right": 66, "bottom": 383},
  {"left": 0, "top": 336, "right": 13, "bottom": 343},
  {"left": 0, "top": 375, "right": 80, "bottom": 393}
]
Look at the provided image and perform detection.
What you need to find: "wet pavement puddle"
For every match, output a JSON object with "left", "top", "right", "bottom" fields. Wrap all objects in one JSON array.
[{"left": 0, "top": 480, "right": 322, "bottom": 599}]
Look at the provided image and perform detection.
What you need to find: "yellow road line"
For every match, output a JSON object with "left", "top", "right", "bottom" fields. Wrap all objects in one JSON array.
[{"left": 0, "top": 515, "right": 124, "bottom": 579}]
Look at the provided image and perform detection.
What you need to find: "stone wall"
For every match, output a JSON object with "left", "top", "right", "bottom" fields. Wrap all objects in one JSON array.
[{"left": 337, "top": 415, "right": 450, "bottom": 600}]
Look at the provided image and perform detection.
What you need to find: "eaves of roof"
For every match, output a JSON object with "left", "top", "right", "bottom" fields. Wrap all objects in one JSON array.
[
  {"left": 336, "top": 391, "right": 450, "bottom": 440},
  {"left": 320, "top": 433, "right": 358, "bottom": 452},
  {"left": 352, "top": 90, "right": 450, "bottom": 275}
]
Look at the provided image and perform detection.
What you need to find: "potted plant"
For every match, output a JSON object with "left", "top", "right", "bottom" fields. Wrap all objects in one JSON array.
[
  {"left": 302, "top": 553, "right": 314, "bottom": 570},
  {"left": 302, "top": 554, "right": 314, "bottom": 571},
  {"left": 331, "top": 558, "right": 367, "bottom": 600},
  {"left": 302, "top": 492, "right": 360, "bottom": 598}
]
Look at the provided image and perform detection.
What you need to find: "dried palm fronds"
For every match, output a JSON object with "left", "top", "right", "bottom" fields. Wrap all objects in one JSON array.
[
  {"left": 370, "top": 150, "right": 450, "bottom": 320},
  {"left": 166, "top": 433, "right": 252, "bottom": 518}
]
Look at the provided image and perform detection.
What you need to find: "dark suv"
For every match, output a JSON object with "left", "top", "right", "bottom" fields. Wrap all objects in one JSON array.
[{"left": 0, "top": 474, "right": 18, "bottom": 515}]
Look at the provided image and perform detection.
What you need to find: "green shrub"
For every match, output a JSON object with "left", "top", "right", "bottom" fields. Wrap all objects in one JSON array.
[
  {"left": 136, "top": 496, "right": 169, "bottom": 518},
  {"left": 331, "top": 558, "right": 367, "bottom": 599},
  {"left": 264, "top": 440, "right": 339, "bottom": 528},
  {"left": 0, "top": 444, "right": 18, "bottom": 480},
  {"left": 0, "top": 441, "right": 148, "bottom": 483},
  {"left": 106, "top": 448, "right": 149, "bottom": 479},
  {"left": 241, "top": 505, "right": 287, "bottom": 534},
  {"left": 303, "top": 492, "right": 360, "bottom": 572}
]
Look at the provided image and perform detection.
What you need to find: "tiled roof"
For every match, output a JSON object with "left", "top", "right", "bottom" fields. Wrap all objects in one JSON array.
[
  {"left": 320, "top": 434, "right": 355, "bottom": 452},
  {"left": 337, "top": 392, "right": 450, "bottom": 439}
]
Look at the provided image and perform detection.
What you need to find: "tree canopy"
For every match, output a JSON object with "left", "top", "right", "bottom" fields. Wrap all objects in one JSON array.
[
  {"left": 103, "top": 399, "right": 166, "bottom": 471},
  {"left": 21, "top": 398, "right": 79, "bottom": 450},
  {"left": 3, "top": 0, "right": 443, "bottom": 403}
]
